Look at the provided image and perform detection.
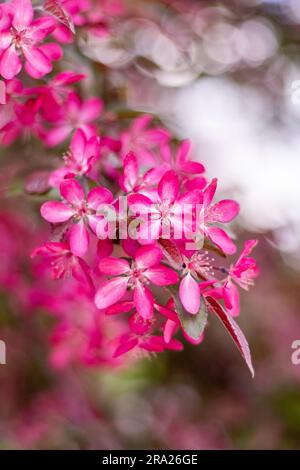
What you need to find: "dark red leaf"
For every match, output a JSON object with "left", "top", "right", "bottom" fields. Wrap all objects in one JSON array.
[
  {"left": 206, "top": 296, "right": 254, "bottom": 377},
  {"left": 43, "top": 0, "right": 75, "bottom": 34},
  {"left": 159, "top": 238, "right": 183, "bottom": 269}
]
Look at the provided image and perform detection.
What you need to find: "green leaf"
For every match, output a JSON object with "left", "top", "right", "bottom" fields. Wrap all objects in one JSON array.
[{"left": 173, "top": 294, "right": 208, "bottom": 341}]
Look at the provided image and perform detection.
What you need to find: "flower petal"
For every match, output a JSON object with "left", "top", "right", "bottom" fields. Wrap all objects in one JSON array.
[
  {"left": 95, "top": 277, "right": 129, "bottom": 309},
  {"left": 113, "top": 335, "right": 138, "bottom": 358},
  {"left": 12, "top": 0, "right": 33, "bottom": 28},
  {"left": 145, "top": 266, "right": 179, "bottom": 286},
  {"left": 87, "top": 187, "right": 113, "bottom": 209},
  {"left": 158, "top": 170, "right": 179, "bottom": 203},
  {"left": 121, "top": 151, "right": 138, "bottom": 191},
  {"left": 163, "top": 319, "right": 178, "bottom": 343},
  {"left": 203, "top": 178, "right": 217, "bottom": 206},
  {"left": 69, "top": 220, "right": 89, "bottom": 257},
  {"left": 176, "top": 139, "right": 190, "bottom": 164},
  {"left": 0, "top": 32, "right": 12, "bottom": 51},
  {"left": 208, "top": 200, "right": 240, "bottom": 223},
  {"left": 97, "top": 239, "right": 113, "bottom": 259},
  {"left": 206, "top": 226, "right": 237, "bottom": 255},
  {"left": 223, "top": 280, "right": 240, "bottom": 317},
  {"left": 179, "top": 273, "right": 200, "bottom": 314},
  {"left": 128, "top": 193, "right": 156, "bottom": 215},
  {"left": 180, "top": 161, "right": 205, "bottom": 174},
  {"left": 70, "top": 128, "right": 86, "bottom": 161},
  {"left": 0, "top": 45, "right": 22, "bottom": 80},
  {"left": 40, "top": 201, "right": 74, "bottom": 223},
  {"left": 23, "top": 46, "right": 52, "bottom": 76},
  {"left": 98, "top": 257, "right": 130, "bottom": 275},
  {"left": 236, "top": 239, "right": 258, "bottom": 264},
  {"left": 81, "top": 97, "right": 103, "bottom": 122},
  {"left": 60, "top": 179, "right": 84, "bottom": 207},
  {"left": 134, "top": 282, "right": 154, "bottom": 319},
  {"left": 38, "top": 43, "right": 62, "bottom": 62},
  {"left": 134, "top": 246, "right": 162, "bottom": 269},
  {"left": 44, "top": 125, "right": 71, "bottom": 147}
]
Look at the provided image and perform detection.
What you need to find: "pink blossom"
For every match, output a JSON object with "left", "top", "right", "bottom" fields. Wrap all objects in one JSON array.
[
  {"left": 95, "top": 246, "right": 179, "bottom": 319},
  {"left": 49, "top": 129, "right": 100, "bottom": 187},
  {"left": 40, "top": 179, "right": 114, "bottom": 256},
  {"left": 201, "top": 178, "right": 240, "bottom": 255},
  {"left": 26, "top": 71, "right": 86, "bottom": 121},
  {"left": 128, "top": 170, "right": 203, "bottom": 243},
  {"left": 0, "top": 2, "right": 12, "bottom": 33},
  {"left": 121, "top": 114, "right": 170, "bottom": 167},
  {"left": 223, "top": 240, "right": 259, "bottom": 316},
  {"left": 44, "top": 92, "right": 103, "bottom": 147},
  {"left": 113, "top": 313, "right": 183, "bottom": 358},
  {"left": 0, "top": 0, "right": 62, "bottom": 80},
  {"left": 31, "top": 241, "right": 93, "bottom": 292},
  {"left": 0, "top": 97, "right": 45, "bottom": 145},
  {"left": 0, "top": 78, "right": 23, "bottom": 133},
  {"left": 119, "top": 151, "right": 140, "bottom": 193},
  {"left": 50, "top": 304, "right": 117, "bottom": 368},
  {"left": 160, "top": 139, "right": 205, "bottom": 181}
]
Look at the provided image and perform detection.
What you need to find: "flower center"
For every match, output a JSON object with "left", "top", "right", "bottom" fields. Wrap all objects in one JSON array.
[
  {"left": 10, "top": 27, "right": 32, "bottom": 49},
  {"left": 127, "top": 264, "right": 148, "bottom": 288},
  {"left": 189, "top": 251, "right": 215, "bottom": 278},
  {"left": 158, "top": 200, "right": 172, "bottom": 221}
]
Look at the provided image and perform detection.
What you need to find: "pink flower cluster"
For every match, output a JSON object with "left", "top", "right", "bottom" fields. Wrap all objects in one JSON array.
[{"left": 0, "top": 0, "right": 259, "bottom": 376}]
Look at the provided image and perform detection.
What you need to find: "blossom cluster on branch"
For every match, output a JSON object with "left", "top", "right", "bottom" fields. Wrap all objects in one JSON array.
[{"left": 0, "top": 0, "right": 259, "bottom": 375}]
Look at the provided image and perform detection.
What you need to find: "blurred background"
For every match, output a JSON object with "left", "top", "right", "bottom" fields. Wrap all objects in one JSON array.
[{"left": 1, "top": 0, "right": 300, "bottom": 449}]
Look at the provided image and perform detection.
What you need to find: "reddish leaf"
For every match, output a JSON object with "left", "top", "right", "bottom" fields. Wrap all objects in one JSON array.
[
  {"left": 206, "top": 296, "right": 254, "bottom": 377},
  {"left": 43, "top": 0, "right": 75, "bottom": 34},
  {"left": 159, "top": 238, "right": 183, "bottom": 269}
]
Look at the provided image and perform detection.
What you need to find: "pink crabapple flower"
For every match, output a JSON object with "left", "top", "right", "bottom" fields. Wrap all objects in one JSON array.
[
  {"left": 49, "top": 128, "right": 100, "bottom": 187},
  {"left": 138, "top": 139, "right": 207, "bottom": 198},
  {"left": 0, "top": 2, "right": 12, "bottom": 33},
  {"left": 31, "top": 241, "right": 94, "bottom": 293},
  {"left": 121, "top": 114, "right": 170, "bottom": 167},
  {"left": 34, "top": 85, "right": 257, "bottom": 376},
  {"left": 50, "top": 313, "right": 115, "bottom": 369},
  {"left": 119, "top": 151, "right": 164, "bottom": 200},
  {"left": 95, "top": 245, "right": 179, "bottom": 319},
  {"left": 200, "top": 178, "right": 240, "bottom": 255},
  {"left": 158, "top": 139, "right": 206, "bottom": 184},
  {"left": 0, "top": 0, "right": 62, "bottom": 80},
  {"left": 113, "top": 313, "right": 183, "bottom": 358},
  {"left": 0, "top": 78, "right": 23, "bottom": 134},
  {"left": 119, "top": 151, "right": 140, "bottom": 193},
  {"left": 40, "top": 179, "right": 114, "bottom": 257},
  {"left": 128, "top": 170, "right": 203, "bottom": 244},
  {"left": 223, "top": 240, "right": 260, "bottom": 317},
  {"left": 26, "top": 71, "right": 86, "bottom": 122},
  {"left": 44, "top": 92, "right": 103, "bottom": 147},
  {"left": 0, "top": 96, "right": 45, "bottom": 146}
]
